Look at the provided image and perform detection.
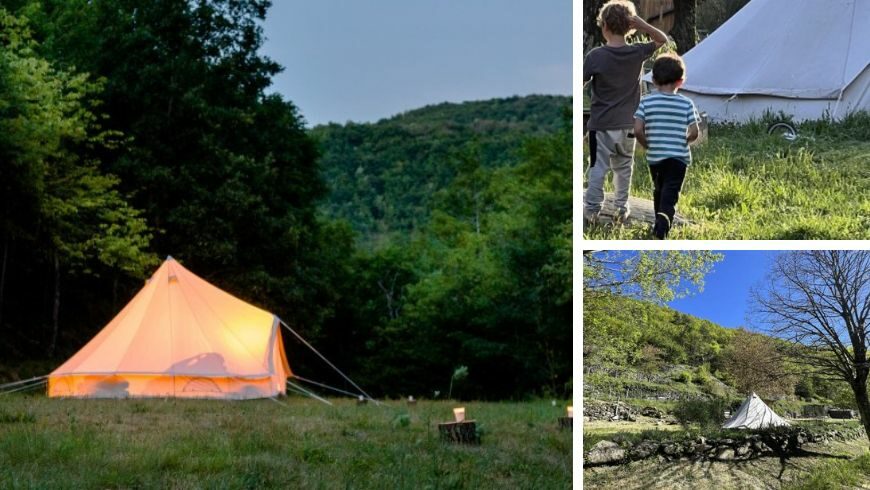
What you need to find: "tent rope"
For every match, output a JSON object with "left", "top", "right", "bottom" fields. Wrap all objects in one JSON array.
[
  {"left": 0, "top": 378, "right": 47, "bottom": 396},
  {"left": 292, "top": 374, "right": 362, "bottom": 398},
  {"left": 0, "top": 375, "right": 49, "bottom": 391},
  {"left": 277, "top": 318, "right": 379, "bottom": 405},
  {"left": 286, "top": 379, "right": 332, "bottom": 406}
]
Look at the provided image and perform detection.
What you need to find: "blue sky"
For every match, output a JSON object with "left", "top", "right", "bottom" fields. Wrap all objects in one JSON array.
[
  {"left": 259, "top": 1, "right": 571, "bottom": 126},
  {"left": 668, "top": 251, "right": 781, "bottom": 329}
]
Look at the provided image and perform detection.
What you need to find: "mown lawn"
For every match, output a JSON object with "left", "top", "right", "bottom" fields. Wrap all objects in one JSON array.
[
  {"left": 583, "top": 112, "right": 870, "bottom": 240},
  {"left": 0, "top": 395, "right": 572, "bottom": 489}
]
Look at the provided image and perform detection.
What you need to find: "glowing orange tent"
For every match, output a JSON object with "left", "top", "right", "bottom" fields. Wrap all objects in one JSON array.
[{"left": 48, "top": 257, "right": 291, "bottom": 399}]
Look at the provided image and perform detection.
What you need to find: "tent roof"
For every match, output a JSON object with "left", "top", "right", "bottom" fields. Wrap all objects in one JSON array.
[
  {"left": 678, "top": 0, "right": 869, "bottom": 99},
  {"left": 722, "top": 392, "right": 790, "bottom": 429},
  {"left": 51, "top": 257, "right": 280, "bottom": 378}
]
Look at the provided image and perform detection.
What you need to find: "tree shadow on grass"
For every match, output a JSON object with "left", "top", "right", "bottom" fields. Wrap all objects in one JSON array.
[
  {"left": 770, "top": 448, "right": 852, "bottom": 481},
  {"left": 585, "top": 449, "right": 857, "bottom": 490}
]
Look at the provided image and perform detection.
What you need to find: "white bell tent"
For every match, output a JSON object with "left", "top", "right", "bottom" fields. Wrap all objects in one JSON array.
[
  {"left": 722, "top": 393, "right": 791, "bottom": 429},
  {"left": 649, "top": 0, "right": 869, "bottom": 123}
]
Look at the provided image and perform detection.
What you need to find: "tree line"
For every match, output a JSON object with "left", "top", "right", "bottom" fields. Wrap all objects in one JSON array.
[{"left": 0, "top": 1, "right": 571, "bottom": 400}]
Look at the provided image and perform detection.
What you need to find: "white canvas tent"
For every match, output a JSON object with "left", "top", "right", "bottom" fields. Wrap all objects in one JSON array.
[
  {"left": 722, "top": 393, "right": 791, "bottom": 429},
  {"left": 647, "top": 0, "right": 869, "bottom": 122}
]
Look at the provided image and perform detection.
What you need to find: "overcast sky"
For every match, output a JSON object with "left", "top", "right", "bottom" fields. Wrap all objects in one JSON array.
[{"left": 259, "top": 1, "right": 571, "bottom": 126}]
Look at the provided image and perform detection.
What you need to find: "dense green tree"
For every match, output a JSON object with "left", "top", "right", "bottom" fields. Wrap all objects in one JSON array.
[
  {"left": 0, "top": 9, "right": 153, "bottom": 356},
  {"left": 15, "top": 0, "right": 336, "bottom": 336}
]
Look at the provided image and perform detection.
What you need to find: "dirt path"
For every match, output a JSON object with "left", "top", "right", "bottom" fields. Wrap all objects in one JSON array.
[{"left": 583, "top": 439, "right": 868, "bottom": 489}]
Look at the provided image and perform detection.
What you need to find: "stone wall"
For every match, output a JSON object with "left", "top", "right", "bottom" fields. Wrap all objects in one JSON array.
[
  {"left": 583, "top": 400, "right": 668, "bottom": 422},
  {"left": 584, "top": 425, "right": 867, "bottom": 467}
]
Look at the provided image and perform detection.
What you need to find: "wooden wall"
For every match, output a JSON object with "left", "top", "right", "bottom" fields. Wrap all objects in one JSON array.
[{"left": 635, "top": 0, "right": 675, "bottom": 32}]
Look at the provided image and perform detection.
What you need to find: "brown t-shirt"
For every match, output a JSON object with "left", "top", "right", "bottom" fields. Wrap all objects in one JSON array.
[{"left": 583, "top": 42, "right": 657, "bottom": 130}]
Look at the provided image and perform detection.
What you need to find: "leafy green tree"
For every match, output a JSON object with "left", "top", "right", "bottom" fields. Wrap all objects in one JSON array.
[
  {"left": 0, "top": 9, "right": 154, "bottom": 355},
  {"left": 17, "top": 0, "right": 337, "bottom": 335},
  {"left": 584, "top": 250, "right": 723, "bottom": 303}
]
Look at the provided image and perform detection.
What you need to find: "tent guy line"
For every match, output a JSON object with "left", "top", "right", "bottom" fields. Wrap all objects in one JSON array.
[
  {"left": 0, "top": 378, "right": 47, "bottom": 397},
  {"left": 278, "top": 318, "right": 380, "bottom": 405},
  {"left": 0, "top": 374, "right": 49, "bottom": 391},
  {"left": 286, "top": 379, "right": 333, "bottom": 406},
  {"left": 292, "top": 374, "right": 363, "bottom": 399}
]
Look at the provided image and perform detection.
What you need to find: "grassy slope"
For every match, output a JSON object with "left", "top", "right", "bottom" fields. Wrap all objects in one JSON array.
[
  {"left": 584, "top": 113, "right": 870, "bottom": 239},
  {"left": 0, "top": 395, "right": 571, "bottom": 489}
]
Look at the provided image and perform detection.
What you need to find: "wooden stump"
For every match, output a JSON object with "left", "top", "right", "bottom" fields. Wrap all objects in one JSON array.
[
  {"left": 558, "top": 417, "right": 573, "bottom": 430},
  {"left": 356, "top": 398, "right": 367, "bottom": 405},
  {"left": 407, "top": 399, "right": 417, "bottom": 406},
  {"left": 438, "top": 421, "right": 480, "bottom": 444},
  {"left": 582, "top": 192, "right": 689, "bottom": 227}
]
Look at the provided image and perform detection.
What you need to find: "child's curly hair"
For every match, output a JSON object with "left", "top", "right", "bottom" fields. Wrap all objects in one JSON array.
[{"left": 597, "top": 0, "right": 637, "bottom": 36}]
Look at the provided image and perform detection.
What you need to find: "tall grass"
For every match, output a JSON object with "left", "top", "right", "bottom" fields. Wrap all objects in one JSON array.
[
  {"left": 584, "top": 113, "right": 870, "bottom": 239},
  {"left": 785, "top": 451, "right": 870, "bottom": 490},
  {"left": 0, "top": 395, "right": 571, "bottom": 488}
]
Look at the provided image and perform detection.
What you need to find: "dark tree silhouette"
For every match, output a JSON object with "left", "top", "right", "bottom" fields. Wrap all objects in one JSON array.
[
  {"left": 753, "top": 251, "right": 870, "bottom": 444},
  {"left": 671, "top": 0, "right": 699, "bottom": 53}
]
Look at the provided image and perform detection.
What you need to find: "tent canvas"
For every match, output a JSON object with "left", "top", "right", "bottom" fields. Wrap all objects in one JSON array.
[
  {"left": 48, "top": 257, "right": 292, "bottom": 399},
  {"left": 645, "top": 0, "right": 869, "bottom": 122},
  {"left": 722, "top": 393, "right": 790, "bottom": 429}
]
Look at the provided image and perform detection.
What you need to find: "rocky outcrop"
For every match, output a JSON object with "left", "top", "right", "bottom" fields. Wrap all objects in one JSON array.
[
  {"left": 640, "top": 406, "right": 665, "bottom": 418},
  {"left": 583, "top": 426, "right": 866, "bottom": 467},
  {"left": 583, "top": 401, "right": 637, "bottom": 421},
  {"left": 583, "top": 401, "right": 672, "bottom": 422},
  {"left": 585, "top": 440, "right": 626, "bottom": 465}
]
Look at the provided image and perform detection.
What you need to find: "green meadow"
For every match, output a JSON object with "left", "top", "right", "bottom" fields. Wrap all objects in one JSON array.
[
  {"left": 0, "top": 394, "right": 572, "bottom": 489},
  {"left": 584, "top": 113, "right": 870, "bottom": 240}
]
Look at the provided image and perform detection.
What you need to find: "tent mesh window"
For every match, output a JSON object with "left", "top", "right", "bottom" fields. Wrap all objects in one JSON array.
[{"left": 182, "top": 377, "right": 222, "bottom": 393}]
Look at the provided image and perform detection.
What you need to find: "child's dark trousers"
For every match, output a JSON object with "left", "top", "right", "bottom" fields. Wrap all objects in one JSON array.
[{"left": 649, "top": 158, "right": 687, "bottom": 239}]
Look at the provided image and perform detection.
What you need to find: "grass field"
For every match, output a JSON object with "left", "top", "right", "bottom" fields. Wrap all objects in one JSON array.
[
  {"left": 0, "top": 394, "right": 572, "bottom": 489},
  {"left": 583, "top": 419, "right": 870, "bottom": 489},
  {"left": 583, "top": 112, "right": 870, "bottom": 240}
]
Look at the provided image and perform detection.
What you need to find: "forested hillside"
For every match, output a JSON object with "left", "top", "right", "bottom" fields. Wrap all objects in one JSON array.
[
  {"left": 584, "top": 293, "right": 853, "bottom": 407},
  {"left": 0, "top": 2, "right": 571, "bottom": 400},
  {"left": 311, "top": 95, "right": 570, "bottom": 241}
]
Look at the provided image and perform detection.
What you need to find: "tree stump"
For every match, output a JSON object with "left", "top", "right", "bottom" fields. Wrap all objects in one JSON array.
[
  {"left": 583, "top": 192, "right": 689, "bottom": 227},
  {"left": 356, "top": 398, "right": 367, "bottom": 405},
  {"left": 438, "top": 421, "right": 480, "bottom": 444},
  {"left": 558, "top": 417, "right": 573, "bottom": 430}
]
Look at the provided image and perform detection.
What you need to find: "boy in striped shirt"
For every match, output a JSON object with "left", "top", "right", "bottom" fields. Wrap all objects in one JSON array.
[{"left": 634, "top": 53, "right": 700, "bottom": 239}]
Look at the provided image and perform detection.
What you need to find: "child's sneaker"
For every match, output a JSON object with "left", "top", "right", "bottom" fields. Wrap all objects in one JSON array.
[
  {"left": 583, "top": 209, "right": 600, "bottom": 225},
  {"left": 613, "top": 208, "right": 631, "bottom": 224}
]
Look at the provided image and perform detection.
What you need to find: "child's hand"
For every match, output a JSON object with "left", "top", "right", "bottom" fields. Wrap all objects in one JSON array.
[{"left": 628, "top": 16, "right": 646, "bottom": 30}]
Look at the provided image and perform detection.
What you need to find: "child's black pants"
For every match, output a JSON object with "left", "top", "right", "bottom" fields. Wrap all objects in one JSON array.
[{"left": 648, "top": 158, "right": 687, "bottom": 239}]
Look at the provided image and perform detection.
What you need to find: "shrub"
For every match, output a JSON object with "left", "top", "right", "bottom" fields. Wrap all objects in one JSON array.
[
  {"left": 674, "top": 370, "right": 693, "bottom": 384},
  {"left": 673, "top": 398, "right": 729, "bottom": 431},
  {"left": 694, "top": 365, "right": 712, "bottom": 386}
]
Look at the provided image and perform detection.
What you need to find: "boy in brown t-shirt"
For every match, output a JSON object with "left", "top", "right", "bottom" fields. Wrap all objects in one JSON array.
[{"left": 583, "top": 0, "right": 667, "bottom": 224}]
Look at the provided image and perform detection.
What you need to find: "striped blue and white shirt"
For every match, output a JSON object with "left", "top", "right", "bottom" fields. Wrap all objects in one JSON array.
[{"left": 634, "top": 92, "right": 699, "bottom": 165}]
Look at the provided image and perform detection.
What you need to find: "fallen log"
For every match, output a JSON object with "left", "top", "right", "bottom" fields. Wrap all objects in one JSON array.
[{"left": 583, "top": 191, "right": 689, "bottom": 227}]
